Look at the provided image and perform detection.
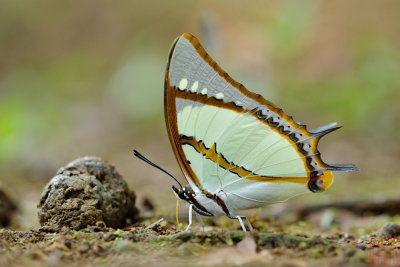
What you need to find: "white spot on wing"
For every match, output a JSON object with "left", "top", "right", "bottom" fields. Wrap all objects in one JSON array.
[
  {"left": 235, "top": 101, "right": 242, "bottom": 106},
  {"left": 190, "top": 81, "right": 198, "bottom": 92},
  {"left": 216, "top": 92, "right": 224, "bottom": 99},
  {"left": 179, "top": 78, "right": 188, "bottom": 91},
  {"left": 201, "top": 88, "right": 208, "bottom": 95}
]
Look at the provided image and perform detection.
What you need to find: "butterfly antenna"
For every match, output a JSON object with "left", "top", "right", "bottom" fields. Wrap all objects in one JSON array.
[{"left": 133, "top": 149, "right": 183, "bottom": 189}]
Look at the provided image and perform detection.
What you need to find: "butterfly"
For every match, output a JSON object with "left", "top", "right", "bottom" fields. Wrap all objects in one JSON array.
[{"left": 135, "top": 33, "right": 359, "bottom": 232}]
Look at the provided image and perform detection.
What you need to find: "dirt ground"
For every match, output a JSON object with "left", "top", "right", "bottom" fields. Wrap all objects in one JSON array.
[
  {"left": 2, "top": 154, "right": 399, "bottom": 267},
  {"left": 1, "top": 206, "right": 399, "bottom": 267}
]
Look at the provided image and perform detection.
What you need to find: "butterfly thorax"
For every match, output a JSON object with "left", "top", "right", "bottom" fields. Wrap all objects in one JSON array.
[{"left": 172, "top": 185, "right": 231, "bottom": 217}]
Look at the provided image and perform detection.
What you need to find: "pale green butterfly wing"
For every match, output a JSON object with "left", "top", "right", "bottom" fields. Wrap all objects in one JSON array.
[{"left": 164, "top": 33, "right": 358, "bottom": 208}]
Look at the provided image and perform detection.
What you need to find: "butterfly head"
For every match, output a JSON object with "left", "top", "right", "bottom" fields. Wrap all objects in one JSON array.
[{"left": 171, "top": 185, "right": 189, "bottom": 202}]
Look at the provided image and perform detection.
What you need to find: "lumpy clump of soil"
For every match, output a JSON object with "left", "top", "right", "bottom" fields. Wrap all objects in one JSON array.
[
  {"left": 37, "top": 156, "right": 138, "bottom": 232},
  {"left": 0, "top": 189, "right": 17, "bottom": 227}
]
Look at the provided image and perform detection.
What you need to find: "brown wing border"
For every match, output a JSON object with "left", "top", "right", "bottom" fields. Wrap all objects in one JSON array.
[{"left": 164, "top": 36, "right": 202, "bottom": 187}]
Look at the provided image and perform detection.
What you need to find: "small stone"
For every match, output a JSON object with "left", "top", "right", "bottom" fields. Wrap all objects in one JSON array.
[
  {"left": 77, "top": 242, "right": 90, "bottom": 253},
  {"left": 64, "top": 239, "right": 72, "bottom": 249},
  {"left": 112, "top": 239, "right": 136, "bottom": 253},
  {"left": 236, "top": 236, "right": 256, "bottom": 254},
  {"left": 96, "top": 221, "right": 106, "bottom": 229},
  {"left": 376, "top": 222, "right": 400, "bottom": 237},
  {"left": 358, "top": 244, "right": 367, "bottom": 250}
]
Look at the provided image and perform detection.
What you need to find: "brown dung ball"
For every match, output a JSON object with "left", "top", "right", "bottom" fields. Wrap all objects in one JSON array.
[
  {"left": 37, "top": 157, "right": 138, "bottom": 232},
  {"left": 0, "top": 189, "right": 17, "bottom": 227}
]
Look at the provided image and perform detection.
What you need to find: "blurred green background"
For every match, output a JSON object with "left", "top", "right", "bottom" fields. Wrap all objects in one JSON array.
[{"left": 1, "top": 0, "right": 399, "bottom": 230}]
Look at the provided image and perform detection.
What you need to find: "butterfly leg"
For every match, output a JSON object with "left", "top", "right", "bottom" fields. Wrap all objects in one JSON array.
[
  {"left": 236, "top": 216, "right": 247, "bottom": 232},
  {"left": 228, "top": 215, "right": 253, "bottom": 232},
  {"left": 195, "top": 212, "right": 205, "bottom": 232},
  {"left": 184, "top": 204, "right": 193, "bottom": 232},
  {"left": 244, "top": 216, "right": 254, "bottom": 232}
]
